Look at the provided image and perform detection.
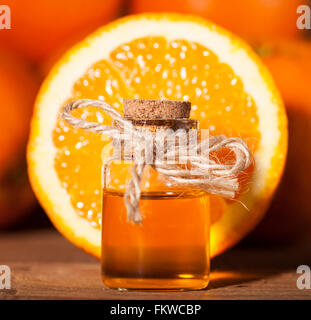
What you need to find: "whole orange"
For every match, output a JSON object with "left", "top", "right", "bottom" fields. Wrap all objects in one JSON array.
[
  {"left": 0, "top": 0, "right": 122, "bottom": 62},
  {"left": 0, "top": 47, "right": 39, "bottom": 228},
  {"left": 253, "top": 40, "right": 311, "bottom": 241},
  {"left": 131, "top": 0, "right": 305, "bottom": 40}
]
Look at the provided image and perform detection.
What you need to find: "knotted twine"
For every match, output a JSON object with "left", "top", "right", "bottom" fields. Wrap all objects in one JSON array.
[{"left": 61, "top": 99, "right": 252, "bottom": 224}]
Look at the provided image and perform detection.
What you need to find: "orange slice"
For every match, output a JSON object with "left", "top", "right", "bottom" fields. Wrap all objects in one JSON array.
[{"left": 27, "top": 14, "right": 287, "bottom": 258}]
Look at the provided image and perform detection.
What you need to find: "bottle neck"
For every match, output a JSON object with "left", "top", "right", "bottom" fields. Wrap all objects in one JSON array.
[
  {"left": 112, "top": 118, "right": 200, "bottom": 164},
  {"left": 120, "top": 118, "right": 198, "bottom": 131}
]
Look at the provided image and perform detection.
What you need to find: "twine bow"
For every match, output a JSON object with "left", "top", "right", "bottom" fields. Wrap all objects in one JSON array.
[{"left": 61, "top": 99, "right": 252, "bottom": 224}]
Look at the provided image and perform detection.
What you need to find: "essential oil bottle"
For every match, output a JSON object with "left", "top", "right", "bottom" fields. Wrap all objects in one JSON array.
[{"left": 101, "top": 99, "right": 210, "bottom": 290}]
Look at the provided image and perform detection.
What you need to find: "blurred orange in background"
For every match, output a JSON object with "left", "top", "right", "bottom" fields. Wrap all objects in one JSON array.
[
  {"left": 0, "top": 0, "right": 123, "bottom": 62},
  {"left": 252, "top": 40, "right": 311, "bottom": 241},
  {"left": 0, "top": 47, "right": 39, "bottom": 228},
  {"left": 131, "top": 0, "right": 306, "bottom": 40},
  {"left": 0, "top": 0, "right": 123, "bottom": 229}
]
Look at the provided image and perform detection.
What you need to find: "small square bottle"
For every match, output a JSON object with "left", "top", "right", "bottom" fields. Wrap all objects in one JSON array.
[{"left": 101, "top": 99, "right": 210, "bottom": 290}]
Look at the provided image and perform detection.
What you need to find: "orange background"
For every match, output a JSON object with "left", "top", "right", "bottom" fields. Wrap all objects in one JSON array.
[{"left": 0, "top": 0, "right": 310, "bottom": 245}]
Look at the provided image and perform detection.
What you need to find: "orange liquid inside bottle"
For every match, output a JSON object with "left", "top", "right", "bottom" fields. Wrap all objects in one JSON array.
[{"left": 102, "top": 188, "right": 210, "bottom": 290}]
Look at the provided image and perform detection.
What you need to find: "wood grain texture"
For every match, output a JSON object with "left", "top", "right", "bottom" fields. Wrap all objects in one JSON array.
[{"left": 0, "top": 229, "right": 311, "bottom": 300}]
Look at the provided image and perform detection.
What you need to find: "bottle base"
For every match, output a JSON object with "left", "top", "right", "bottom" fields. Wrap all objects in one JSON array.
[{"left": 102, "top": 276, "right": 210, "bottom": 291}]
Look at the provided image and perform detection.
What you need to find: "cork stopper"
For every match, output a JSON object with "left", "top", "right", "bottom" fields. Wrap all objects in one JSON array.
[{"left": 123, "top": 99, "right": 191, "bottom": 120}]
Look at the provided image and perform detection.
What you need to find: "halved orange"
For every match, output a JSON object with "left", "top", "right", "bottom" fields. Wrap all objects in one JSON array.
[{"left": 27, "top": 14, "right": 287, "bottom": 258}]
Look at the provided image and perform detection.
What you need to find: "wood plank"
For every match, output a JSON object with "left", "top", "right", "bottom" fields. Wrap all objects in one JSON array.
[{"left": 0, "top": 229, "right": 311, "bottom": 299}]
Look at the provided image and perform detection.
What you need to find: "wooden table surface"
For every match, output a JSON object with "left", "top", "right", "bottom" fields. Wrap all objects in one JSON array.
[{"left": 0, "top": 227, "right": 311, "bottom": 300}]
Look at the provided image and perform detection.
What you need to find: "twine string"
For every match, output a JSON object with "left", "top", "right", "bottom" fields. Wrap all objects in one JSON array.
[{"left": 61, "top": 99, "right": 252, "bottom": 224}]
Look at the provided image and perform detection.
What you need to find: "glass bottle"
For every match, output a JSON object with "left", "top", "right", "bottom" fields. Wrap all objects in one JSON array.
[{"left": 101, "top": 99, "right": 210, "bottom": 290}]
